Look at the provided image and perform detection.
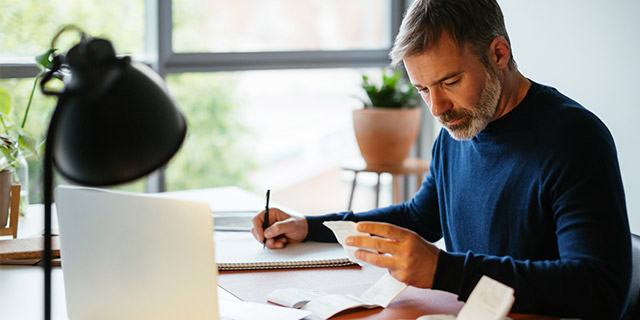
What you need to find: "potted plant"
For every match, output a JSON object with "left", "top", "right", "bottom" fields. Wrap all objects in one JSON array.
[
  {"left": 0, "top": 49, "right": 52, "bottom": 226},
  {"left": 0, "top": 89, "right": 36, "bottom": 227},
  {"left": 354, "top": 69, "right": 422, "bottom": 166}
]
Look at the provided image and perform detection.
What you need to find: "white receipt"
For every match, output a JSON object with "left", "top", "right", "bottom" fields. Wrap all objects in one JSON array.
[
  {"left": 359, "top": 272, "right": 407, "bottom": 307},
  {"left": 268, "top": 273, "right": 407, "bottom": 320},
  {"left": 302, "top": 294, "right": 377, "bottom": 320},
  {"left": 456, "top": 276, "right": 515, "bottom": 320},
  {"left": 322, "top": 221, "right": 372, "bottom": 265},
  {"left": 417, "top": 276, "right": 514, "bottom": 320}
]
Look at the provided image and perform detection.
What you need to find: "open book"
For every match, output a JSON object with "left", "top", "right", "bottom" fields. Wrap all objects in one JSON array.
[{"left": 214, "top": 232, "right": 355, "bottom": 271}]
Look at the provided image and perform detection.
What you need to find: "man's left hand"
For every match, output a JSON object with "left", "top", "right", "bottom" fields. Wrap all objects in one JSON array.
[{"left": 346, "top": 221, "right": 440, "bottom": 288}]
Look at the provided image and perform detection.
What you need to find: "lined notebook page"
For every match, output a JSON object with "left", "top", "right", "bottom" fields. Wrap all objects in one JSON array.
[{"left": 214, "top": 232, "right": 354, "bottom": 270}]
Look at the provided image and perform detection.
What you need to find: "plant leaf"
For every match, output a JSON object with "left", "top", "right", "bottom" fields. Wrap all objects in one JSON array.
[
  {"left": 35, "top": 48, "right": 57, "bottom": 71},
  {"left": 0, "top": 87, "right": 11, "bottom": 115},
  {"left": 18, "top": 132, "right": 37, "bottom": 156},
  {"left": 0, "top": 146, "right": 13, "bottom": 161},
  {"left": 0, "top": 156, "right": 9, "bottom": 172},
  {"left": 359, "top": 69, "right": 419, "bottom": 109}
]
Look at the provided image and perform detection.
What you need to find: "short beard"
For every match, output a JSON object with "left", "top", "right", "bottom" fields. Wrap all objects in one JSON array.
[{"left": 439, "top": 69, "right": 501, "bottom": 140}]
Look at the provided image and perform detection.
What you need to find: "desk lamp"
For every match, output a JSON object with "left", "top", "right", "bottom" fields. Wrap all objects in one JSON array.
[{"left": 39, "top": 26, "right": 187, "bottom": 320}]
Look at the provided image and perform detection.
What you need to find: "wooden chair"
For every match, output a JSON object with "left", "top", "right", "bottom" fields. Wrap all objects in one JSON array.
[{"left": 0, "top": 185, "right": 21, "bottom": 239}]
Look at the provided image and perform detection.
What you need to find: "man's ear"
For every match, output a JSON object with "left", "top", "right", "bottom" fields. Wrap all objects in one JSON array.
[{"left": 488, "top": 36, "right": 511, "bottom": 70}]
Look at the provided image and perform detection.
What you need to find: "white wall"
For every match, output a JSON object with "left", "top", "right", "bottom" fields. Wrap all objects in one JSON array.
[{"left": 497, "top": 0, "right": 640, "bottom": 233}]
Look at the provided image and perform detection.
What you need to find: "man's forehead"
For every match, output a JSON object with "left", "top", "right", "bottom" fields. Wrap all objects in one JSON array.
[
  {"left": 403, "top": 52, "right": 465, "bottom": 86},
  {"left": 422, "top": 32, "right": 468, "bottom": 58},
  {"left": 403, "top": 36, "right": 478, "bottom": 86}
]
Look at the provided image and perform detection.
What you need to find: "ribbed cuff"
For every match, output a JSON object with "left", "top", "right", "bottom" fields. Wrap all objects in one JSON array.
[
  {"left": 432, "top": 251, "right": 467, "bottom": 299},
  {"left": 304, "top": 212, "right": 353, "bottom": 242}
]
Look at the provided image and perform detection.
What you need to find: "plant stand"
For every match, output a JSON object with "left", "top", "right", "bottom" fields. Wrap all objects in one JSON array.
[
  {"left": 342, "top": 158, "right": 428, "bottom": 210},
  {"left": 0, "top": 185, "right": 21, "bottom": 238}
]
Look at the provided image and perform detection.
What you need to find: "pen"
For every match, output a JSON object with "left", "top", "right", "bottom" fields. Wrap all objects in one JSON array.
[{"left": 262, "top": 189, "right": 270, "bottom": 249}]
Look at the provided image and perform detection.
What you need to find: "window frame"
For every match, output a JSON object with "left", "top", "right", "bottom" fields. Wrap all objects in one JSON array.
[
  {"left": 0, "top": 0, "right": 425, "bottom": 194},
  {"left": 152, "top": 1, "right": 405, "bottom": 74}
]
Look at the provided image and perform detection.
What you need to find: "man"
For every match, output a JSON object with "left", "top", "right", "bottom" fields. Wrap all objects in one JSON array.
[{"left": 251, "top": 0, "right": 632, "bottom": 318}]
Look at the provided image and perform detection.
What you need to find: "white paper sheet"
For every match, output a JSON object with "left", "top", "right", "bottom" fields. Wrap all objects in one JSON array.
[
  {"left": 219, "top": 286, "right": 311, "bottom": 320},
  {"left": 456, "top": 276, "right": 515, "bottom": 320},
  {"left": 322, "top": 221, "right": 374, "bottom": 265},
  {"left": 267, "top": 272, "right": 407, "bottom": 320},
  {"left": 268, "top": 288, "right": 329, "bottom": 309},
  {"left": 302, "top": 294, "right": 378, "bottom": 320},
  {"left": 417, "top": 276, "right": 515, "bottom": 320},
  {"left": 359, "top": 272, "right": 408, "bottom": 308},
  {"left": 218, "top": 299, "right": 311, "bottom": 320}
]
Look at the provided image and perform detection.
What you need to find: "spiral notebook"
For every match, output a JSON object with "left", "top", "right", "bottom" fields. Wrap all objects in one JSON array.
[{"left": 215, "top": 232, "right": 355, "bottom": 271}]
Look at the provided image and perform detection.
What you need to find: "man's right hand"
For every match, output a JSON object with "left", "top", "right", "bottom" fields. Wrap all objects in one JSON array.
[{"left": 251, "top": 208, "right": 308, "bottom": 249}]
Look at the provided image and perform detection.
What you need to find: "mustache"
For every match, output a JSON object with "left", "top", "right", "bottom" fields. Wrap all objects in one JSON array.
[{"left": 439, "top": 109, "right": 473, "bottom": 123}]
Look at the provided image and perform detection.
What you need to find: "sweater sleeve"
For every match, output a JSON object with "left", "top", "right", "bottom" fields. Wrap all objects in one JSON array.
[{"left": 433, "top": 109, "right": 632, "bottom": 319}]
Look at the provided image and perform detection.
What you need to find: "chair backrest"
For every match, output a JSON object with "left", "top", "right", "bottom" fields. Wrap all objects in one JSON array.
[{"left": 627, "top": 233, "right": 640, "bottom": 320}]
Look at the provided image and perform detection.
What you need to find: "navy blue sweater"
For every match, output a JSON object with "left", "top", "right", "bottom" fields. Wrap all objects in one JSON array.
[{"left": 305, "top": 81, "right": 631, "bottom": 319}]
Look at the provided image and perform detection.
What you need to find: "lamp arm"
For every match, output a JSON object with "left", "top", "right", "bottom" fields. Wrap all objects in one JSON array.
[
  {"left": 39, "top": 55, "right": 64, "bottom": 97},
  {"left": 43, "top": 94, "right": 68, "bottom": 320}
]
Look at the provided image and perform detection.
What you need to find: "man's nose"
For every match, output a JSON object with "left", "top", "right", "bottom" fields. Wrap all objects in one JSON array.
[{"left": 428, "top": 89, "right": 452, "bottom": 117}]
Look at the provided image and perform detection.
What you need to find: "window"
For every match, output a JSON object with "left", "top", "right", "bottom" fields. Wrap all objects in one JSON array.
[
  {"left": 0, "top": 0, "right": 407, "bottom": 210},
  {"left": 0, "top": 0, "right": 144, "bottom": 59},
  {"left": 164, "top": 68, "right": 375, "bottom": 213},
  {"left": 172, "top": 0, "right": 392, "bottom": 53}
]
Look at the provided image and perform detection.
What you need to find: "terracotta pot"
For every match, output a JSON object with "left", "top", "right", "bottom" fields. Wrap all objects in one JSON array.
[
  {"left": 353, "top": 107, "right": 422, "bottom": 166},
  {"left": 0, "top": 169, "right": 12, "bottom": 228}
]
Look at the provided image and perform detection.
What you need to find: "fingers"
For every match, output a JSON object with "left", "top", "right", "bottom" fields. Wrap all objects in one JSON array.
[
  {"left": 250, "top": 209, "right": 308, "bottom": 248},
  {"left": 250, "top": 210, "right": 267, "bottom": 242},
  {"left": 264, "top": 219, "right": 293, "bottom": 239},
  {"left": 265, "top": 236, "right": 288, "bottom": 249},
  {"left": 347, "top": 234, "right": 397, "bottom": 255},
  {"left": 251, "top": 208, "right": 291, "bottom": 242},
  {"left": 346, "top": 221, "right": 414, "bottom": 255},
  {"left": 349, "top": 222, "right": 440, "bottom": 288},
  {"left": 354, "top": 249, "right": 396, "bottom": 269},
  {"left": 356, "top": 221, "right": 412, "bottom": 241}
]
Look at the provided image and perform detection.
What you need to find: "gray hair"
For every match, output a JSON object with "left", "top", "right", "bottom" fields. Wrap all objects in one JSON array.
[{"left": 390, "top": 0, "right": 516, "bottom": 70}]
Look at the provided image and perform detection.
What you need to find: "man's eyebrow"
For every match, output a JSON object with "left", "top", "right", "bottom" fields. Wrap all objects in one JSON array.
[{"left": 413, "top": 71, "right": 464, "bottom": 88}]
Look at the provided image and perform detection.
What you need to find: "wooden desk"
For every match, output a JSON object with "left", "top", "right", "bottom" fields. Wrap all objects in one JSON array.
[
  {"left": 219, "top": 264, "right": 465, "bottom": 319},
  {"left": 218, "top": 264, "right": 556, "bottom": 320},
  {"left": 342, "top": 157, "right": 429, "bottom": 210},
  {"left": 0, "top": 187, "right": 557, "bottom": 319}
]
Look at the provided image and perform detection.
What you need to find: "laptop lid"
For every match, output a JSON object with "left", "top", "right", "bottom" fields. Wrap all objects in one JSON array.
[{"left": 55, "top": 185, "right": 219, "bottom": 320}]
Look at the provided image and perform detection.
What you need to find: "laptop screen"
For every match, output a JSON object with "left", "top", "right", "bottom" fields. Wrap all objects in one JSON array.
[{"left": 55, "top": 186, "right": 219, "bottom": 319}]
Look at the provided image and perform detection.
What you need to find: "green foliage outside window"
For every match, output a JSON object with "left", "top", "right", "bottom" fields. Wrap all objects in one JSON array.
[
  {"left": 0, "top": 0, "right": 143, "bottom": 57},
  {"left": 165, "top": 73, "right": 255, "bottom": 191},
  {"left": 1, "top": 0, "right": 255, "bottom": 201}
]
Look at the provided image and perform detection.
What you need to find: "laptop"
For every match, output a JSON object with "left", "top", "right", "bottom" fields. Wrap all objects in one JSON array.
[{"left": 55, "top": 185, "right": 219, "bottom": 320}]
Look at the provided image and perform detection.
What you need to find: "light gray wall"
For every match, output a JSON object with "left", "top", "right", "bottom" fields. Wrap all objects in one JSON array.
[{"left": 498, "top": 0, "right": 640, "bottom": 233}]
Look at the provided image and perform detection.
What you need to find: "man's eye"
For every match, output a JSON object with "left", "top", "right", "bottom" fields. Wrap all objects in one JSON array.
[
  {"left": 417, "top": 87, "right": 429, "bottom": 94},
  {"left": 444, "top": 79, "right": 460, "bottom": 87}
]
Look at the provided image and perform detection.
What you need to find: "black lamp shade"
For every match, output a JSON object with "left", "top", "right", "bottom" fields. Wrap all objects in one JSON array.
[{"left": 51, "top": 60, "right": 186, "bottom": 186}]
